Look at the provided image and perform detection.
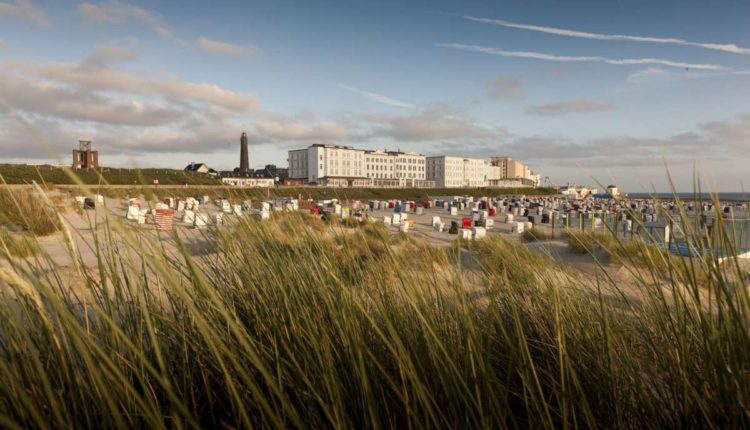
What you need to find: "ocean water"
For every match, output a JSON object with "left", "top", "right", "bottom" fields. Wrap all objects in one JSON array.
[{"left": 627, "top": 193, "right": 750, "bottom": 202}]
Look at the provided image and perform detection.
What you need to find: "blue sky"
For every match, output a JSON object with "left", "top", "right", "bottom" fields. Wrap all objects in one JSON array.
[{"left": 0, "top": 0, "right": 749, "bottom": 191}]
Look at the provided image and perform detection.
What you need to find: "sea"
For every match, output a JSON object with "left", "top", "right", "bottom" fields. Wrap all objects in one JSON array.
[{"left": 627, "top": 193, "right": 750, "bottom": 202}]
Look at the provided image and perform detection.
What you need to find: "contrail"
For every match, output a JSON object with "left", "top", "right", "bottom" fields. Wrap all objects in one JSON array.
[
  {"left": 338, "top": 84, "right": 415, "bottom": 109},
  {"left": 440, "top": 43, "right": 726, "bottom": 70},
  {"left": 464, "top": 16, "right": 750, "bottom": 55}
]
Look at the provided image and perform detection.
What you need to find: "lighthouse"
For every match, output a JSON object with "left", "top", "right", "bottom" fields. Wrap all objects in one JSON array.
[{"left": 239, "top": 131, "right": 249, "bottom": 176}]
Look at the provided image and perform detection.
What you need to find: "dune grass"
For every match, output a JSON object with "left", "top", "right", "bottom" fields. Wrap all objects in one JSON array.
[
  {"left": 0, "top": 189, "right": 748, "bottom": 428},
  {"left": 521, "top": 227, "right": 554, "bottom": 242},
  {"left": 0, "top": 229, "right": 41, "bottom": 258},
  {"left": 565, "top": 229, "right": 615, "bottom": 254},
  {"left": 0, "top": 187, "right": 61, "bottom": 235}
]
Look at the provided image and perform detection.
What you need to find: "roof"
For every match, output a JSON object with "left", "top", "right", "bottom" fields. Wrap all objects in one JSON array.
[{"left": 184, "top": 163, "right": 208, "bottom": 171}]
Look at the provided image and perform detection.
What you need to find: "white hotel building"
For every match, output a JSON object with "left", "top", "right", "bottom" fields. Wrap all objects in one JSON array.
[
  {"left": 426, "top": 156, "right": 501, "bottom": 188},
  {"left": 288, "top": 144, "right": 434, "bottom": 187},
  {"left": 288, "top": 144, "right": 538, "bottom": 188}
]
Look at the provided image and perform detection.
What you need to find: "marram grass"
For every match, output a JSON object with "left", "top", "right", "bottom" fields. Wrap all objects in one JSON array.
[{"left": 0, "top": 192, "right": 749, "bottom": 429}]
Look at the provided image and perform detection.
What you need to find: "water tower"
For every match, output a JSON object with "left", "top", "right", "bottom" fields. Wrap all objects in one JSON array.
[{"left": 72, "top": 140, "right": 99, "bottom": 169}]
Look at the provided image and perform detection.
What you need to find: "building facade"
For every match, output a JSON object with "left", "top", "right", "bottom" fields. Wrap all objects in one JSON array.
[
  {"left": 287, "top": 145, "right": 542, "bottom": 188},
  {"left": 490, "top": 156, "right": 540, "bottom": 186},
  {"left": 222, "top": 177, "right": 274, "bottom": 188},
  {"left": 288, "top": 148, "right": 309, "bottom": 181},
  {"left": 364, "top": 150, "right": 431, "bottom": 187},
  {"left": 287, "top": 144, "right": 368, "bottom": 187},
  {"left": 72, "top": 140, "right": 99, "bottom": 169},
  {"left": 426, "top": 156, "right": 500, "bottom": 188},
  {"left": 288, "top": 145, "right": 434, "bottom": 187}
]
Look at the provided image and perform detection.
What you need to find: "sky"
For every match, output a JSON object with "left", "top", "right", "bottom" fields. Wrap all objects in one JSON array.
[{"left": 0, "top": 0, "right": 749, "bottom": 192}]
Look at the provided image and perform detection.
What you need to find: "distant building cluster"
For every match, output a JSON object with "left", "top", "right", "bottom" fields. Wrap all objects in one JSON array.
[
  {"left": 287, "top": 144, "right": 541, "bottom": 188},
  {"left": 181, "top": 132, "right": 542, "bottom": 189}
]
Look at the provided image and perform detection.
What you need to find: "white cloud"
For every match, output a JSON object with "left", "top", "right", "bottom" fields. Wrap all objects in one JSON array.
[
  {"left": 525, "top": 99, "right": 615, "bottom": 116},
  {"left": 338, "top": 84, "right": 415, "bottom": 109},
  {"left": 196, "top": 37, "right": 250, "bottom": 56},
  {"left": 78, "top": 0, "right": 156, "bottom": 23},
  {"left": 5, "top": 59, "right": 257, "bottom": 112},
  {"left": 0, "top": 47, "right": 260, "bottom": 160},
  {"left": 78, "top": 0, "right": 173, "bottom": 39},
  {"left": 0, "top": 76, "right": 188, "bottom": 126},
  {"left": 0, "top": 0, "right": 47, "bottom": 25},
  {"left": 465, "top": 16, "right": 750, "bottom": 56},
  {"left": 81, "top": 45, "right": 138, "bottom": 67},
  {"left": 254, "top": 115, "right": 353, "bottom": 143},
  {"left": 440, "top": 43, "right": 726, "bottom": 71},
  {"left": 367, "top": 105, "right": 506, "bottom": 141}
]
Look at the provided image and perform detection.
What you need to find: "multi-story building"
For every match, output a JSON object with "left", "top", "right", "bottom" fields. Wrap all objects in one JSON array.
[
  {"left": 287, "top": 144, "right": 368, "bottom": 187},
  {"left": 364, "top": 150, "right": 430, "bottom": 187},
  {"left": 490, "top": 156, "right": 541, "bottom": 187},
  {"left": 287, "top": 148, "right": 309, "bottom": 181},
  {"left": 288, "top": 145, "right": 545, "bottom": 188},
  {"left": 426, "top": 156, "right": 500, "bottom": 188},
  {"left": 364, "top": 150, "right": 397, "bottom": 186},
  {"left": 288, "top": 145, "right": 435, "bottom": 188}
]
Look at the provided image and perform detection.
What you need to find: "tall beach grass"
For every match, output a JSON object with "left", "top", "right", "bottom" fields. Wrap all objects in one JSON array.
[{"left": 0, "top": 186, "right": 748, "bottom": 428}]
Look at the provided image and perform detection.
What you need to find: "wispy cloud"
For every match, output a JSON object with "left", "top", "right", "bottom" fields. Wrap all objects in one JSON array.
[
  {"left": 440, "top": 43, "right": 725, "bottom": 71},
  {"left": 78, "top": 0, "right": 174, "bottom": 39},
  {"left": 81, "top": 45, "right": 138, "bottom": 68},
  {"left": 338, "top": 84, "right": 415, "bottom": 109},
  {"left": 626, "top": 67, "right": 673, "bottom": 84},
  {"left": 0, "top": 0, "right": 47, "bottom": 25},
  {"left": 525, "top": 99, "right": 615, "bottom": 116},
  {"left": 197, "top": 37, "right": 251, "bottom": 56},
  {"left": 485, "top": 76, "right": 524, "bottom": 100},
  {"left": 465, "top": 16, "right": 750, "bottom": 56}
]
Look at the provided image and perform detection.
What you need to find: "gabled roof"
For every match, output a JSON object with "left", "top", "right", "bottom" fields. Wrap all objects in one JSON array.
[{"left": 184, "top": 163, "right": 208, "bottom": 171}]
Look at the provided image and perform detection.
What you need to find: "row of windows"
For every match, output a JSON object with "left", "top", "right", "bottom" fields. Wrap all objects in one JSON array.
[
  {"left": 323, "top": 151, "right": 362, "bottom": 159},
  {"left": 325, "top": 168, "right": 362, "bottom": 176},
  {"left": 365, "top": 157, "right": 425, "bottom": 164},
  {"left": 367, "top": 173, "right": 392, "bottom": 179}
]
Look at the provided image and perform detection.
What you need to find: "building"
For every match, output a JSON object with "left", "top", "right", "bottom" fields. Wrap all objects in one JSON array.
[
  {"left": 184, "top": 162, "right": 212, "bottom": 174},
  {"left": 490, "top": 156, "right": 541, "bottom": 187},
  {"left": 426, "top": 156, "right": 500, "bottom": 188},
  {"left": 72, "top": 140, "right": 99, "bottom": 169},
  {"left": 288, "top": 148, "right": 309, "bottom": 182},
  {"left": 257, "top": 164, "right": 289, "bottom": 182},
  {"left": 560, "top": 185, "right": 599, "bottom": 199},
  {"left": 487, "top": 178, "right": 528, "bottom": 188},
  {"left": 239, "top": 132, "right": 250, "bottom": 176},
  {"left": 490, "top": 156, "right": 530, "bottom": 180},
  {"left": 222, "top": 177, "right": 274, "bottom": 188},
  {"left": 288, "top": 144, "right": 368, "bottom": 187},
  {"left": 364, "top": 150, "right": 432, "bottom": 187},
  {"left": 288, "top": 144, "right": 434, "bottom": 188}
]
